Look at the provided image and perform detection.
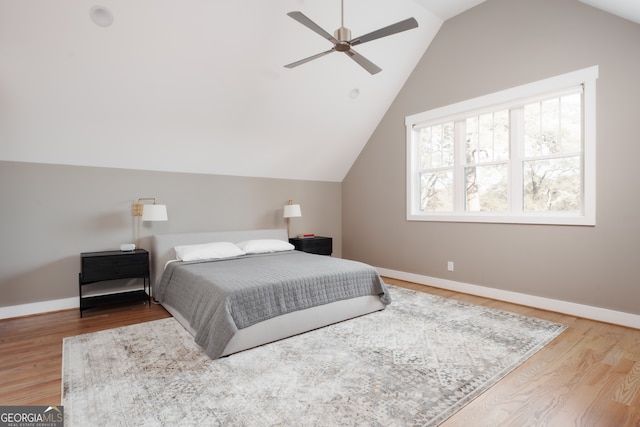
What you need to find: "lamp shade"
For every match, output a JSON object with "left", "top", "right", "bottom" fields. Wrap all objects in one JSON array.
[
  {"left": 141, "top": 204, "right": 168, "bottom": 221},
  {"left": 283, "top": 204, "right": 302, "bottom": 218}
]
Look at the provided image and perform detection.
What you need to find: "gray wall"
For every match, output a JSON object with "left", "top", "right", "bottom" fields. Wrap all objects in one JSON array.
[
  {"left": 0, "top": 161, "right": 341, "bottom": 307},
  {"left": 343, "top": 0, "right": 640, "bottom": 315}
]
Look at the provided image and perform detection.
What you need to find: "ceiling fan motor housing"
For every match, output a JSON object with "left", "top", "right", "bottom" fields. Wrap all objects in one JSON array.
[{"left": 334, "top": 26, "right": 352, "bottom": 51}]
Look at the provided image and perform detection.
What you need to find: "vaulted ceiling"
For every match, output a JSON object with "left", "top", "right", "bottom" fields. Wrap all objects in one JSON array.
[{"left": 1, "top": 0, "right": 638, "bottom": 182}]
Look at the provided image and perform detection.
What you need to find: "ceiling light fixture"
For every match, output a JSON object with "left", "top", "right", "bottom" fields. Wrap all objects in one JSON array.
[
  {"left": 349, "top": 88, "right": 360, "bottom": 98},
  {"left": 90, "top": 5, "right": 114, "bottom": 27}
]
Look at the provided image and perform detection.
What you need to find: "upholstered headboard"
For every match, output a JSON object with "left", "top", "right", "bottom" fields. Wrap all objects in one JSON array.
[{"left": 150, "top": 228, "right": 288, "bottom": 288}]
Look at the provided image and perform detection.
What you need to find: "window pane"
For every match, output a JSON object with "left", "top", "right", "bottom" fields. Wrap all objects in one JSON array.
[
  {"left": 523, "top": 156, "right": 581, "bottom": 211},
  {"left": 420, "top": 170, "right": 453, "bottom": 211},
  {"left": 418, "top": 122, "right": 454, "bottom": 169},
  {"left": 559, "top": 93, "right": 581, "bottom": 153},
  {"left": 465, "top": 164, "right": 508, "bottom": 211},
  {"left": 465, "top": 110, "right": 509, "bottom": 164},
  {"left": 524, "top": 93, "right": 582, "bottom": 157}
]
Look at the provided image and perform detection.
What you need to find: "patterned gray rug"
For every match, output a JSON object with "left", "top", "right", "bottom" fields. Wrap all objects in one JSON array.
[{"left": 62, "top": 286, "right": 566, "bottom": 426}]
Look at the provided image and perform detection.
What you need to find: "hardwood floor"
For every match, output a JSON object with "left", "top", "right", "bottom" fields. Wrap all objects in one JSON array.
[
  {"left": 0, "top": 301, "right": 170, "bottom": 406},
  {"left": 1, "top": 280, "right": 639, "bottom": 426},
  {"left": 383, "top": 279, "right": 640, "bottom": 427}
]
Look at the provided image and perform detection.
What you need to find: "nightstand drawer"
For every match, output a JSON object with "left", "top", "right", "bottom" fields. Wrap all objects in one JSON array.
[{"left": 81, "top": 250, "right": 149, "bottom": 282}]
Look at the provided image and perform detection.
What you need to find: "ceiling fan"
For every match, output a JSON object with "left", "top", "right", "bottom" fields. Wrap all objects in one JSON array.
[{"left": 284, "top": 0, "right": 418, "bottom": 75}]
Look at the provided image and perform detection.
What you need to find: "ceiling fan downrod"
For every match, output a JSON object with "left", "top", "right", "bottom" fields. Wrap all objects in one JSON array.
[{"left": 334, "top": 0, "right": 351, "bottom": 48}]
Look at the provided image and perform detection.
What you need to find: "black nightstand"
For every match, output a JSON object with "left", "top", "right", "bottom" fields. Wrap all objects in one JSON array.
[
  {"left": 289, "top": 236, "right": 333, "bottom": 256},
  {"left": 78, "top": 249, "right": 150, "bottom": 317}
]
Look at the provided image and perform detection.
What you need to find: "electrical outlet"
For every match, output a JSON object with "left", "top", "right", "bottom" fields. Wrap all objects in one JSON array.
[{"left": 447, "top": 261, "right": 454, "bottom": 271}]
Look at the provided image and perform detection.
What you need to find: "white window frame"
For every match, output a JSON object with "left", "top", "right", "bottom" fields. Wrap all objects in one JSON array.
[{"left": 406, "top": 66, "right": 598, "bottom": 226}]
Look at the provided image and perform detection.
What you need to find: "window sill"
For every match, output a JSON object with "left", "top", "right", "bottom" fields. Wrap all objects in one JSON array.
[{"left": 406, "top": 212, "right": 595, "bottom": 226}]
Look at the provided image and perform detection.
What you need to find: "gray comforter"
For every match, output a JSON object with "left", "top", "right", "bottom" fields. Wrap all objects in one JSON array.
[{"left": 155, "top": 251, "right": 390, "bottom": 359}]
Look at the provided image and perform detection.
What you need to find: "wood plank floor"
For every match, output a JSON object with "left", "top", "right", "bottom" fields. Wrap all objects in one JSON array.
[
  {"left": 0, "top": 301, "right": 170, "bottom": 406},
  {"left": 1, "top": 279, "right": 639, "bottom": 426}
]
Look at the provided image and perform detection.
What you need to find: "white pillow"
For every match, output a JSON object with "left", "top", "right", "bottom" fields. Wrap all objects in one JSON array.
[
  {"left": 236, "top": 239, "right": 295, "bottom": 254},
  {"left": 174, "top": 242, "right": 245, "bottom": 261}
]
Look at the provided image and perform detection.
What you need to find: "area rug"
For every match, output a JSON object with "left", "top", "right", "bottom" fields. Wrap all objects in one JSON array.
[{"left": 62, "top": 286, "right": 566, "bottom": 426}]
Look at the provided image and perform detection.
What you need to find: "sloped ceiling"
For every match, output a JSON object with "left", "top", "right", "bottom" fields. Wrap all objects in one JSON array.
[
  {"left": 0, "top": 0, "right": 637, "bottom": 182},
  {"left": 578, "top": 0, "right": 640, "bottom": 26}
]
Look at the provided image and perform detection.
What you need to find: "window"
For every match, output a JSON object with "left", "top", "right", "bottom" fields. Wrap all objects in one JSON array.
[{"left": 406, "top": 66, "right": 598, "bottom": 225}]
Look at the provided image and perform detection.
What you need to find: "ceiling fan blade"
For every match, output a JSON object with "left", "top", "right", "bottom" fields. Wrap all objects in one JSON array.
[
  {"left": 284, "top": 48, "right": 335, "bottom": 69},
  {"left": 287, "top": 11, "right": 339, "bottom": 45},
  {"left": 344, "top": 49, "right": 382, "bottom": 75},
  {"left": 350, "top": 17, "right": 418, "bottom": 47}
]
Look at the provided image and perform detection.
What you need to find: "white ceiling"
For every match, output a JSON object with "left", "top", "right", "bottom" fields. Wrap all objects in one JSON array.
[
  {"left": 578, "top": 0, "right": 640, "bottom": 26},
  {"left": 0, "top": 0, "right": 637, "bottom": 182}
]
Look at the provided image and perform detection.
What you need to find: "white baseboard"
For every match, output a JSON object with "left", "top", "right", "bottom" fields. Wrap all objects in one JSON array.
[
  {"left": 0, "top": 297, "right": 78, "bottom": 320},
  {"left": 377, "top": 267, "right": 640, "bottom": 330},
  {"left": 3, "top": 270, "right": 639, "bottom": 330}
]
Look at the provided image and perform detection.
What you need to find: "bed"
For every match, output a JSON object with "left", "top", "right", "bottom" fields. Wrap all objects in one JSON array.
[{"left": 151, "top": 229, "right": 390, "bottom": 359}]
